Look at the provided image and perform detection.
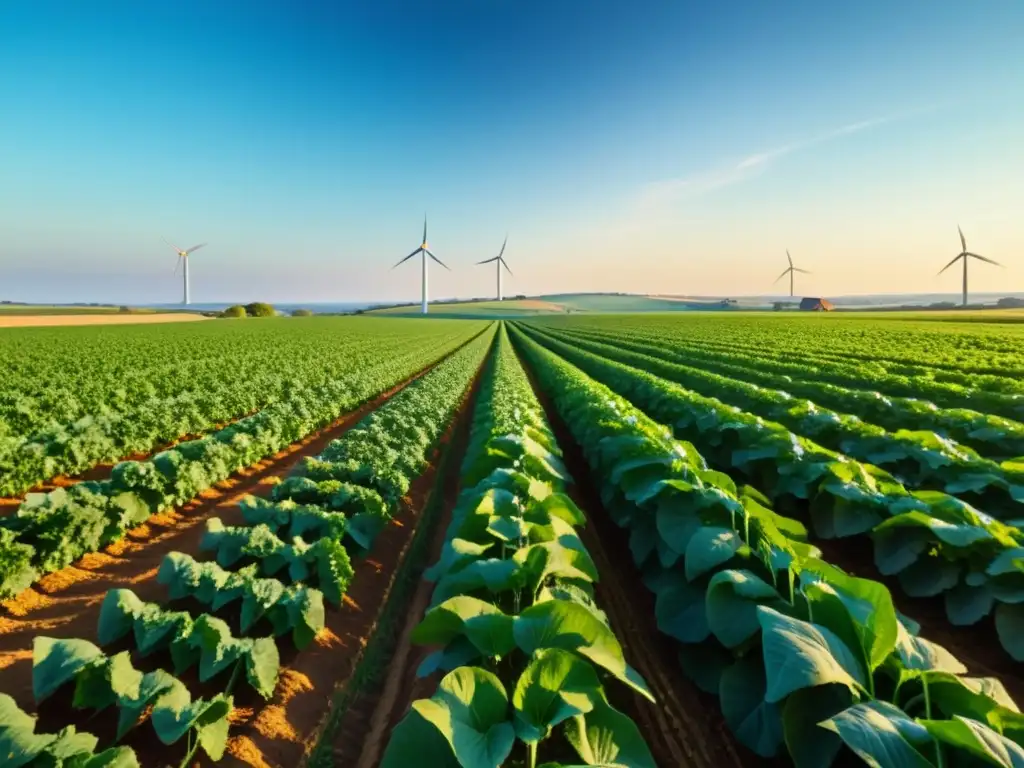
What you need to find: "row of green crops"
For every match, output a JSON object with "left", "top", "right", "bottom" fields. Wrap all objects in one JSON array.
[
  {"left": 0, "top": 318, "right": 486, "bottom": 497},
  {"left": 529, "top": 325, "right": 1024, "bottom": 514},
  {"left": 381, "top": 326, "right": 657, "bottom": 768},
  {"left": 17, "top": 326, "right": 495, "bottom": 765},
  {"left": 512, "top": 326, "right": 1024, "bottom": 767},
  {"left": 532, "top": 316, "right": 1024, "bottom": 423},
  {"left": 544, "top": 322, "right": 1024, "bottom": 461},
  {"left": 531, "top": 313, "right": 1024, "bottom": 387},
  {"left": 516, "top": 325, "right": 1024, "bottom": 664},
  {"left": 0, "top": 325, "right": 490, "bottom": 600}
]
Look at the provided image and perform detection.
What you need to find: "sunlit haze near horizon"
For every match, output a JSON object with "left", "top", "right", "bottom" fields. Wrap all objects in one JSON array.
[{"left": 1, "top": 1, "right": 1022, "bottom": 305}]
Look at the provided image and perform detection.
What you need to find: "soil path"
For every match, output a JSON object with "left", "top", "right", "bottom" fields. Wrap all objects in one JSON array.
[
  {"left": 511, "top": 339, "right": 757, "bottom": 768},
  {"left": 0, "top": 313, "right": 209, "bottom": 328},
  {"left": 0, "top": 342, "right": 467, "bottom": 708},
  {"left": 324, "top": 360, "right": 482, "bottom": 768},
  {"left": 221, "top": 354, "right": 487, "bottom": 768}
]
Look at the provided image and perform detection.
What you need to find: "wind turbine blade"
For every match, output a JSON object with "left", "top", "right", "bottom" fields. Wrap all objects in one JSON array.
[
  {"left": 958, "top": 225, "right": 967, "bottom": 253},
  {"left": 501, "top": 258, "right": 513, "bottom": 276},
  {"left": 792, "top": 268, "right": 811, "bottom": 274},
  {"left": 173, "top": 255, "right": 182, "bottom": 275},
  {"left": 787, "top": 250, "right": 793, "bottom": 268},
  {"left": 967, "top": 252, "right": 1003, "bottom": 267},
  {"left": 476, "top": 257, "right": 499, "bottom": 265},
  {"left": 392, "top": 248, "right": 422, "bottom": 269},
  {"left": 426, "top": 250, "right": 450, "bottom": 271},
  {"left": 185, "top": 243, "right": 207, "bottom": 254},
  {"left": 937, "top": 253, "right": 963, "bottom": 275},
  {"left": 773, "top": 267, "right": 791, "bottom": 284},
  {"left": 423, "top": 215, "right": 427, "bottom": 245},
  {"left": 498, "top": 234, "right": 508, "bottom": 259},
  {"left": 163, "top": 237, "right": 184, "bottom": 254}
]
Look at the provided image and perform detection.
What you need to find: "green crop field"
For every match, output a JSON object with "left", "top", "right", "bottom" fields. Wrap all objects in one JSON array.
[{"left": 3, "top": 312, "right": 1024, "bottom": 768}]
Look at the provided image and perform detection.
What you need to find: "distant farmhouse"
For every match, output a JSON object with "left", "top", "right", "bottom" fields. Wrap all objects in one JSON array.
[{"left": 799, "top": 297, "right": 835, "bottom": 312}]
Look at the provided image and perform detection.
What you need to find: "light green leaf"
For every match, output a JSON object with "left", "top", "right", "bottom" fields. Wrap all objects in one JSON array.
[
  {"left": 512, "top": 648, "right": 601, "bottom": 744},
  {"left": 563, "top": 691, "right": 657, "bottom": 768},
  {"left": 413, "top": 596, "right": 516, "bottom": 658},
  {"left": 515, "top": 600, "right": 654, "bottom": 702},
  {"left": 922, "top": 715, "right": 1024, "bottom": 767},
  {"left": 757, "top": 606, "right": 866, "bottom": 703},
  {"left": 33, "top": 637, "right": 104, "bottom": 703},
  {"left": 685, "top": 526, "right": 742, "bottom": 582},
  {"left": 821, "top": 701, "right": 932, "bottom": 768},
  {"left": 412, "top": 667, "right": 515, "bottom": 768}
]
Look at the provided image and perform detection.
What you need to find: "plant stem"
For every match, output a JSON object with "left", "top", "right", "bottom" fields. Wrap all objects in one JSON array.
[
  {"left": 178, "top": 730, "right": 199, "bottom": 768},
  {"left": 528, "top": 741, "right": 538, "bottom": 768}
]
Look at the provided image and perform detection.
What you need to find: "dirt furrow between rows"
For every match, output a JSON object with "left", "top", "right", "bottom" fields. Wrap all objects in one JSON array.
[
  {"left": 223, "top": 355, "right": 488, "bottom": 768},
  {"left": 322, "top": 360, "right": 483, "bottom": 768},
  {"left": 0, "top": 348, "right": 459, "bottom": 708}
]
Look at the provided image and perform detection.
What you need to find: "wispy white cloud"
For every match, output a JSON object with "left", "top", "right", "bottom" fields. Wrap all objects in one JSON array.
[{"left": 625, "top": 108, "right": 931, "bottom": 222}]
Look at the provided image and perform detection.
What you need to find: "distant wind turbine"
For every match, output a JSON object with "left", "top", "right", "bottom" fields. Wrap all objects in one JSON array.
[
  {"left": 476, "top": 235, "right": 512, "bottom": 301},
  {"left": 938, "top": 226, "right": 1002, "bottom": 307},
  {"left": 392, "top": 216, "right": 449, "bottom": 314},
  {"left": 164, "top": 239, "right": 207, "bottom": 305},
  {"left": 773, "top": 250, "right": 810, "bottom": 297}
]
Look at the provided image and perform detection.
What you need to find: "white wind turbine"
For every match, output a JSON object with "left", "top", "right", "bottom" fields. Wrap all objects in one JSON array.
[
  {"left": 774, "top": 250, "right": 810, "bottom": 297},
  {"left": 476, "top": 235, "right": 512, "bottom": 300},
  {"left": 164, "top": 239, "right": 207, "bottom": 305},
  {"left": 938, "top": 226, "right": 1002, "bottom": 307},
  {"left": 392, "top": 216, "right": 450, "bottom": 314}
]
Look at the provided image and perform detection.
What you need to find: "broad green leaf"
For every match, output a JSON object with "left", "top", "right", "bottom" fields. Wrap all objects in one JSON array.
[
  {"left": 821, "top": 701, "right": 932, "bottom": 768},
  {"left": 898, "top": 557, "right": 961, "bottom": 598},
  {"left": 922, "top": 715, "right": 1024, "bottom": 767},
  {"left": 719, "top": 653, "right": 784, "bottom": 757},
  {"left": 655, "top": 577, "right": 710, "bottom": 644},
  {"left": 706, "top": 569, "right": 781, "bottom": 649},
  {"left": 33, "top": 637, "right": 103, "bottom": 702},
  {"left": 512, "top": 648, "right": 601, "bottom": 744},
  {"left": 515, "top": 600, "right": 654, "bottom": 702},
  {"left": 782, "top": 684, "right": 855, "bottom": 768},
  {"left": 380, "top": 708, "right": 461, "bottom": 768},
  {"left": 945, "top": 583, "right": 996, "bottom": 626},
  {"left": 413, "top": 596, "right": 516, "bottom": 658},
  {"left": 425, "top": 538, "right": 494, "bottom": 582},
  {"left": 893, "top": 622, "right": 967, "bottom": 674},
  {"left": 432, "top": 559, "right": 522, "bottom": 606},
  {"left": 0, "top": 692, "right": 100, "bottom": 768},
  {"left": 115, "top": 669, "right": 178, "bottom": 741},
  {"left": 563, "top": 691, "right": 657, "bottom": 768},
  {"left": 685, "top": 526, "right": 742, "bottom": 582},
  {"left": 757, "top": 606, "right": 866, "bottom": 703},
  {"left": 71, "top": 651, "right": 142, "bottom": 712},
  {"left": 995, "top": 603, "right": 1024, "bottom": 662},
  {"left": 246, "top": 637, "right": 281, "bottom": 699},
  {"left": 412, "top": 667, "right": 515, "bottom": 768}
]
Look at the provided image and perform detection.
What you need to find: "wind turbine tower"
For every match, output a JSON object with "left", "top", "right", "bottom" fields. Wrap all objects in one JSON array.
[
  {"left": 164, "top": 239, "right": 207, "bottom": 305},
  {"left": 938, "top": 226, "right": 1002, "bottom": 307},
  {"left": 476, "top": 235, "right": 512, "bottom": 300},
  {"left": 392, "top": 216, "right": 449, "bottom": 314},
  {"left": 774, "top": 250, "right": 810, "bottom": 297}
]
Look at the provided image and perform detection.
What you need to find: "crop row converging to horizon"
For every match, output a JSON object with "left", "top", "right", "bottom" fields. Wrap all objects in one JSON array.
[{"left": 2, "top": 311, "right": 1024, "bottom": 768}]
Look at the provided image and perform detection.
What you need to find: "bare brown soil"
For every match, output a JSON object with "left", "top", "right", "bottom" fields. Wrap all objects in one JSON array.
[
  {"left": 326, "top": 368, "right": 482, "bottom": 768},
  {"left": 223, "top": 355, "right": 487, "bottom": 768},
  {"left": 0, "top": 313, "right": 209, "bottom": 328},
  {"left": 511, "top": 341, "right": 756, "bottom": 768},
  {"left": 0, "top": 338, "right": 487, "bottom": 767}
]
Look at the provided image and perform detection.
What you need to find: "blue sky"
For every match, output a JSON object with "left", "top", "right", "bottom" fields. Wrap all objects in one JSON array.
[{"left": 1, "top": 0, "right": 1022, "bottom": 304}]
